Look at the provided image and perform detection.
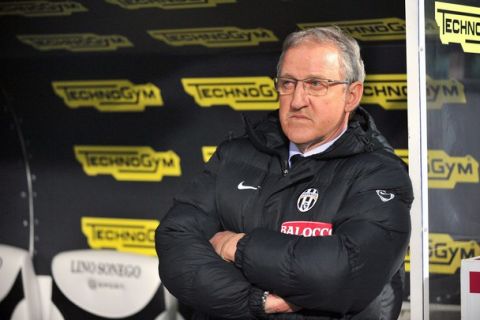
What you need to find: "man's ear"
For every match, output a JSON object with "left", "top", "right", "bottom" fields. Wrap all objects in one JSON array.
[{"left": 345, "top": 82, "right": 363, "bottom": 112}]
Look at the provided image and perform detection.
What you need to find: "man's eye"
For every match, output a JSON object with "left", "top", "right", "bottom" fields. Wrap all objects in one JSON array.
[
  {"left": 307, "top": 79, "right": 324, "bottom": 88},
  {"left": 281, "top": 80, "right": 296, "bottom": 88}
]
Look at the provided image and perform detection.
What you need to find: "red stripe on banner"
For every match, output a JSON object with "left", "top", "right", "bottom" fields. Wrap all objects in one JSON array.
[{"left": 470, "top": 272, "right": 480, "bottom": 293}]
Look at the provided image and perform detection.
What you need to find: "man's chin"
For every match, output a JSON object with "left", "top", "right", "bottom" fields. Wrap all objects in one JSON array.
[
  {"left": 290, "top": 137, "right": 328, "bottom": 152},
  {"left": 289, "top": 135, "right": 321, "bottom": 146}
]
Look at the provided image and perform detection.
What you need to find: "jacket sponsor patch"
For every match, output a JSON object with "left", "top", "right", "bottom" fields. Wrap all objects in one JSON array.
[
  {"left": 280, "top": 221, "right": 332, "bottom": 237},
  {"left": 297, "top": 188, "right": 318, "bottom": 212}
]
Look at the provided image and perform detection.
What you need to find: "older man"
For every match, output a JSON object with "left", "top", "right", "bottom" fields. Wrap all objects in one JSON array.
[{"left": 156, "top": 26, "right": 413, "bottom": 319}]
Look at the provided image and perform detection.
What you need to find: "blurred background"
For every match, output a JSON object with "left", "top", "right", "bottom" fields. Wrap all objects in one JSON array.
[{"left": 1, "top": 0, "right": 479, "bottom": 319}]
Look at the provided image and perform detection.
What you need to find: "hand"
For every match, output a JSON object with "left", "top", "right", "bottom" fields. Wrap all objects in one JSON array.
[
  {"left": 209, "top": 231, "right": 245, "bottom": 262},
  {"left": 264, "top": 293, "right": 300, "bottom": 314}
]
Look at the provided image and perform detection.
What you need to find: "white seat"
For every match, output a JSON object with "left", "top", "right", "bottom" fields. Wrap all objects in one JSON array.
[
  {"left": 0, "top": 244, "right": 43, "bottom": 320},
  {"left": 51, "top": 249, "right": 182, "bottom": 319}
]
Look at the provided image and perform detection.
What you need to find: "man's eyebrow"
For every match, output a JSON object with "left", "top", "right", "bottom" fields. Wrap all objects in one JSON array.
[
  {"left": 278, "top": 73, "right": 295, "bottom": 78},
  {"left": 278, "top": 74, "right": 329, "bottom": 79}
]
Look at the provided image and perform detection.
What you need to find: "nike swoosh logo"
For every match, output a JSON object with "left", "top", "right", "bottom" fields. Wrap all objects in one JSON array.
[{"left": 237, "top": 181, "right": 259, "bottom": 190}]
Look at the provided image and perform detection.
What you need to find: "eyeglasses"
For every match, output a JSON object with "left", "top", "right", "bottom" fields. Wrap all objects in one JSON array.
[{"left": 274, "top": 77, "right": 350, "bottom": 96}]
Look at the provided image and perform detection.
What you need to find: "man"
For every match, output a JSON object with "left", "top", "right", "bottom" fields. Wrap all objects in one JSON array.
[{"left": 156, "top": 26, "right": 413, "bottom": 319}]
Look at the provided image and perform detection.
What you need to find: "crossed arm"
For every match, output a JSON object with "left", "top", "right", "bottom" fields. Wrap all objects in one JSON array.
[
  {"left": 158, "top": 190, "right": 411, "bottom": 317},
  {"left": 209, "top": 231, "right": 298, "bottom": 314},
  {"left": 156, "top": 146, "right": 412, "bottom": 318}
]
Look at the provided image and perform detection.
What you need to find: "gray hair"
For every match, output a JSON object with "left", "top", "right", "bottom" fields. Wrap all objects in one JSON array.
[{"left": 276, "top": 26, "right": 365, "bottom": 83}]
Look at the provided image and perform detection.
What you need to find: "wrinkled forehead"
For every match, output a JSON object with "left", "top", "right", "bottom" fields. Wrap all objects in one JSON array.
[{"left": 279, "top": 41, "right": 346, "bottom": 77}]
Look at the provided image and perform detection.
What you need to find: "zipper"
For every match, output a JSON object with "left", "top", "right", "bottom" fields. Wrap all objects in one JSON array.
[{"left": 281, "top": 159, "right": 289, "bottom": 176}]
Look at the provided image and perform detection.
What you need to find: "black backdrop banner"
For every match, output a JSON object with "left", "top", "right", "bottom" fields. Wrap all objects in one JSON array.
[{"left": 1, "top": 0, "right": 478, "bottom": 319}]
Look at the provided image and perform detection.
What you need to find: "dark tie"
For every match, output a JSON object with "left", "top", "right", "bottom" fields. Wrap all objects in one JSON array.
[{"left": 290, "top": 154, "right": 304, "bottom": 168}]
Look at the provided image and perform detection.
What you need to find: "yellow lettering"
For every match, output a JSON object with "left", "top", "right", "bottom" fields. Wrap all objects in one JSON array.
[
  {"left": 202, "top": 146, "right": 217, "bottom": 162},
  {"left": 106, "top": 0, "right": 236, "bottom": 10},
  {"left": 52, "top": 80, "right": 163, "bottom": 112},
  {"left": 0, "top": 1, "right": 87, "bottom": 17},
  {"left": 405, "top": 233, "right": 480, "bottom": 274},
  {"left": 395, "top": 149, "right": 479, "bottom": 189},
  {"left": 298, "top": 18, "right": 406, "bottom": 41},
  {"left": 148, "top": 27, "right": 277, "bottom": 47},
  {"left": 17, "top": 33, "right": 133, "bottom": 52},
  {"left": 74, "top": 146, "right": 182, "bottom": 182},
  {"left": 182, "top": 77, "right": 278, "bottom": 110},
  {"left": 436, "top": 2, "right": 480, "bottom": 54},
  {"left": 81, "top": 217, "right": 160, "bottom": 256}
]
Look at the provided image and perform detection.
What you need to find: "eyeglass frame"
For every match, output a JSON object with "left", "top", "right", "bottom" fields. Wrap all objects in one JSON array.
[{"left": 274, "top": 77, "right": 351, "bottom": 96}]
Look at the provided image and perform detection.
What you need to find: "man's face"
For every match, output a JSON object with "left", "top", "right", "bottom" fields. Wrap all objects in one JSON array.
[{"left": 278, "top": 41, "right": 362, "bottom": 152}]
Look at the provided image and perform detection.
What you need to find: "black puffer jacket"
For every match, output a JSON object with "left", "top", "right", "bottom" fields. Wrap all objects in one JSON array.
[{"left": 156, "top": 108, "right": 413, "bottom": 320}]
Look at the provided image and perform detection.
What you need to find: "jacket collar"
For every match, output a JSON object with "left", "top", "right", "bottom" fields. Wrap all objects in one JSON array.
[{"left": 244, "top": 107, "right": 394, "bottom": 160}]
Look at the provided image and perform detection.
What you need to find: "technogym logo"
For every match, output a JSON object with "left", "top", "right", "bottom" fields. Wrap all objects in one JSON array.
[
  {"left": 106, "top": 0, "right": 235, "bottom": 10},
  {"left": 405, "top": 233, "right": 480, "bottom": 274},
  {"left": 17, "top": 33, "right": 133, "bottom": 52},
  {"left": 202, "top": 146, "right": 217, "bottom": 162},
  {"left": 0, "top": 1, "right": 87, "bottom": 17},
  {"left": 436, "top": 1, "right": 480, "bottom": 54},
  {"left": 298, "top": 18, "right": 406, "bottom": 41},
  {"left": 74, "top": 146, "right": 181, "bottom": 182},
  {"left": 182, "top": 77, "right": 278, "bottom": 110},
  {"left": 361, "top": 74, "right": 466, "bottom": 110},
  {"left": 395, "top": 149, "right": 479, "bottom": 189},
  {"left": 148, "top": 27, "right": 278, "bottom": 47},
  {"left": 82, "top": 217, "right": 159, "bottom": 256},
  {"left": 52, "top": 80, "right": 163, "bottom": 112}
]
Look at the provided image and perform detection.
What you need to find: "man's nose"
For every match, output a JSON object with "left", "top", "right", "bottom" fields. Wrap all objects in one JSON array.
[{"left": 290, "top": 82, "right": 308, "bottom": 109}]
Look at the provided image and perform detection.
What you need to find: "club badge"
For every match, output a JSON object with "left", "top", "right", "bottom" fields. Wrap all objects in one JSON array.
[{"left": 297, "top": 188, "right": 319, "bottom": 212}]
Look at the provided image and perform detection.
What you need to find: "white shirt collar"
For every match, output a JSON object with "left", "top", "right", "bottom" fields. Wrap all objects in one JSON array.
[{"left": 288, "top": 127, "right": 347, "bottom": 167}]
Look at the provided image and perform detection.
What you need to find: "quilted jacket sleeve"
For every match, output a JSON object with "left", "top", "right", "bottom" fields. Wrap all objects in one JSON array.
[
  {"left": 234, "top": 158, "right": 413, "bottom": 314},
  {"left": 155, "top": 145, "right": 265, "bottom": 319}
]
